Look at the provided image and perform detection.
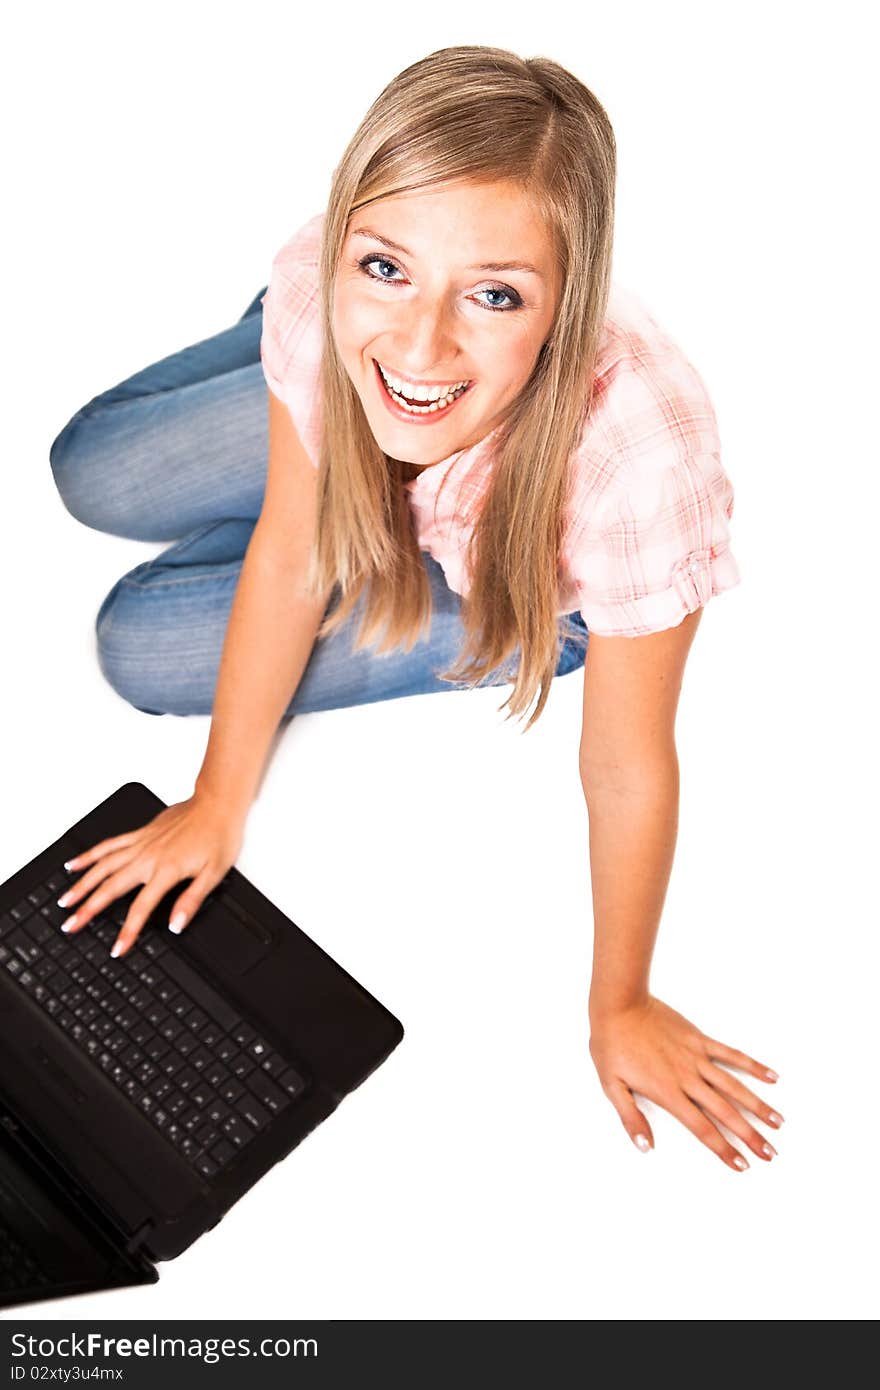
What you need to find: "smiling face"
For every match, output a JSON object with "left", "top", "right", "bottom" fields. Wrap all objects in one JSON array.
[{"left": 331, "top": 179, "right": 562, "bottom": 469}]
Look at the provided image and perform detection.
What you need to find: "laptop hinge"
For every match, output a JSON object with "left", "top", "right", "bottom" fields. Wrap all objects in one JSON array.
[{"left": 125, "top": 1219, "right": 153, "bottom": 1254}]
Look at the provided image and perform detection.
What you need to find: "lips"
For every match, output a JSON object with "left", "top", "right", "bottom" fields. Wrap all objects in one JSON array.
[{"left": 373, "top": 359, "right": 472, "bottom": 426}]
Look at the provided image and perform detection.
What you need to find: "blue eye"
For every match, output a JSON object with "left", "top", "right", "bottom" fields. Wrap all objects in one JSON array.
[
  {"left": 475, "top": 287, "right": 518, "bottom": 312},
  {"left": 355, "top": 254, "right": 522, "bottom": 312},
  {"left": 358, "top": 255, "right": 404, "bottom": 284}
]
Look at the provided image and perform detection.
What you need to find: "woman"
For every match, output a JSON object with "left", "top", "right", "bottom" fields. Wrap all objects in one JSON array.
[{"left": 48, "top": 45, "right": 782, "bottom": 1170}]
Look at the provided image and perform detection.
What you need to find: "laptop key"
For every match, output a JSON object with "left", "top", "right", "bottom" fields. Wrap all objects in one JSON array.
[
  {"left": 160, "top": 951, "right": 241, "bottom": 1033},
  {"left": 181, "top": 1108, "right": 203, "bottom": 1134},
  {"left": 205, "top": 1099, "right": 232, "bottom": 1127},
  {"left": 184, "top": 1008, "right": 210, "bottom": 1035},
  {"left": 189, "top": 1083, "right": 213, "bottom": 1109},
  {"left": 161, "top": 1052, "right": 186, "bottom": 1079},
  {"left": 145, "top": 1036, "right": 170, "bottom": 1063},
  {"left": 204, "top": 1061, "right": 229, "bottom": 1089},
  {"left": 236, "top": 1096, "right": 270, "bottom": 1131},
  {"left": 279, "top": 1067, "right": 306, "bottom": 1098},
  {"left": 195, "top": 1153, "right": 219, "bottom": 1179},
  {"left": 210, "top": 1138, "right": 236, "bottom": 1166},
  {"left": 259, "top": 1053, "right": 287, "bottom": 1079},
  {"left": 247, "top": 1073, "right": 289, "bottom": 1115},
  {"left": 221, "top": 1115, "right": 254, "bottom": 1149}
]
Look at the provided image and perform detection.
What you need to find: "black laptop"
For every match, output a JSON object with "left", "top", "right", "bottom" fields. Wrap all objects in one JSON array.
[{"left": 0, "top": 781, "right": 404, "bottom": 1311}]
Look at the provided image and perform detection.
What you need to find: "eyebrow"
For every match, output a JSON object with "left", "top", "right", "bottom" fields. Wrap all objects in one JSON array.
[{"left": 351, "top": 226, "right": 541, "bottom": 276}]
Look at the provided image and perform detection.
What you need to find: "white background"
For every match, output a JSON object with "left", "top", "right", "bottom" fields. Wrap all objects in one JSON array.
[{"left": 2, "top": 0, "right": 876, "bottom": 1321}]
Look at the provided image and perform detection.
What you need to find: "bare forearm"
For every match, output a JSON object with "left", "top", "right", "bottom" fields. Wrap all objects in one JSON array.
[
  {"left": 582, "top": 757, "right": 680, "bottom": 1021},
  {"left": 195, "top": 537, "right": 332, "bottom": 818}
]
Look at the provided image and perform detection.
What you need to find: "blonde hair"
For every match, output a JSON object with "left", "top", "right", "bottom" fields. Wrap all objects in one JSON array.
[{"left": 306, "top": 44, "right": 616, "bottom": 730}]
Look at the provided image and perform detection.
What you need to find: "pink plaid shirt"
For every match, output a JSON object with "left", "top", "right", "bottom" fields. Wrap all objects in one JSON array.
[{"left": 260, "top": 213, "right": 741, "bottom": 636}]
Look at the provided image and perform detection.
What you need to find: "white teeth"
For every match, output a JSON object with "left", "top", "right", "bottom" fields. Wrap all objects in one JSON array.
[{"left": 378, "top": 363, "right": 468, "bottom": 402}]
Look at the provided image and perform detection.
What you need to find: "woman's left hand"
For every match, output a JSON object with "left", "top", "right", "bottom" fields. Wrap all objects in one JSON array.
[{"left": 588, "top": 994, "right": 783, "bottom": 1171}]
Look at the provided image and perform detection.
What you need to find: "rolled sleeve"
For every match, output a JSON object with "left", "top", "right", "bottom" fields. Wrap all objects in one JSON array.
[{"left": 569, "top": 450, "right": 742, "bottom": 636}]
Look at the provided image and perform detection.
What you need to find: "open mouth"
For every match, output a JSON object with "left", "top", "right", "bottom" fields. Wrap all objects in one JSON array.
[{"left": 374, "top": 360, "right": 472, "bottom": 418}]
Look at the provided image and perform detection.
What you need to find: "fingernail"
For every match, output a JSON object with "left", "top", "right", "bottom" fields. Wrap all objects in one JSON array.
[
  {"left": 110, "top": 940, "right": 123, "bottom": 958},
  {"left": 732, "top": 1155, "right": 749, "bottom": 1170},
  {"left": 168, "top": 912, "right": 186, "bottom": 934},
  {"left": 765, "top": 1069, "right": 778, "bottom": 1081},
  {"left": 57, "top": 892, "right": 71, "bottom": 908},
  {"left": 633, "top": 1134, "right": 650, "bottom": 1152},
  {"left": 768, "top": 1111, "right": 784, "bottom": 1127},
  {"left": 60, "top": 915, "right": 77, "bottom": 932},
  {"left": 762, "top": 1142, "right": 777, "bottom": 1158},
  {"left": 63, "top": 859, "right": 78, "bottom": 871}
]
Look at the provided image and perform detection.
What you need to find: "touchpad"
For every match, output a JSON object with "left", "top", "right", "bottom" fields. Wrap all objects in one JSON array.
[{"left": 180, "top": 893, "right": 274, "bottom": 976}]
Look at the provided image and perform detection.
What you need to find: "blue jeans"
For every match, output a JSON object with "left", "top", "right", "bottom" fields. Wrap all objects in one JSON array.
[{"left": 48, "top": 288, "right": 588, "bottom": 717}]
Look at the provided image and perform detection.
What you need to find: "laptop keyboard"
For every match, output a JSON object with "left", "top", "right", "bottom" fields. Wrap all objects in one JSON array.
[
  {"left": 0, "top": 862, "right": 307, "bottom": 1183},
  {"left": 0, "top": 1214, "right": 53, "bottom": 1292}
]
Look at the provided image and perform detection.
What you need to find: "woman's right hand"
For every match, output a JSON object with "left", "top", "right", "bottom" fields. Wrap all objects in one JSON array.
[{"left": 56, "top": 790, "right": 246, "bottom": 958}]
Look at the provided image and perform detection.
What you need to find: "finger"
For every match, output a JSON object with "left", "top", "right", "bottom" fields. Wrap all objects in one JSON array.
[
  {"left": 697, "top": 1056, "right": 785, "bottom": 1132},
  {"left": 605, "top": 1079, "right": 654, "bottom": 1153},
  {"left": 111, "top": 868, "right": 185, "bottom": 958},
  {"left": 666, "top": 1092, "right": 750, "bottom": 1171},
  {"left": 165, "top": 865, "right": 221, "bottom": 937},
  {"left": 64, "top": 831, "right": 142, "bottom": 873},
  {"left": 686, "top": 1075, "right": 777, "bottom": 1163},
  {"left": 58, "top": 848, "right": 137, "bottom": 912},
  {"left": 702, "top": 1035, "right": 779, "bottom": 1086},
  {"left": 60, "top": 864, "right": 147, "bottom": 935}
]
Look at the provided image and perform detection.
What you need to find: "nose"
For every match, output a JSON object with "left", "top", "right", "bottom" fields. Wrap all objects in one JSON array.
[{"left": 391, "top": 295, "right": 460, "bottom": 378}]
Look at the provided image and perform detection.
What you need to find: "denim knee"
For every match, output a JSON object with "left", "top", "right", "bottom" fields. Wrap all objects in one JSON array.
[
  {"left": 48, "top": 408, "right": 110, "bottom": 530},
  {"left": 95, "top": 575, "right": 174, "bottom": 716},
  {"left": 49, "top": 411, "right": 84, "bottom": 515}
]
